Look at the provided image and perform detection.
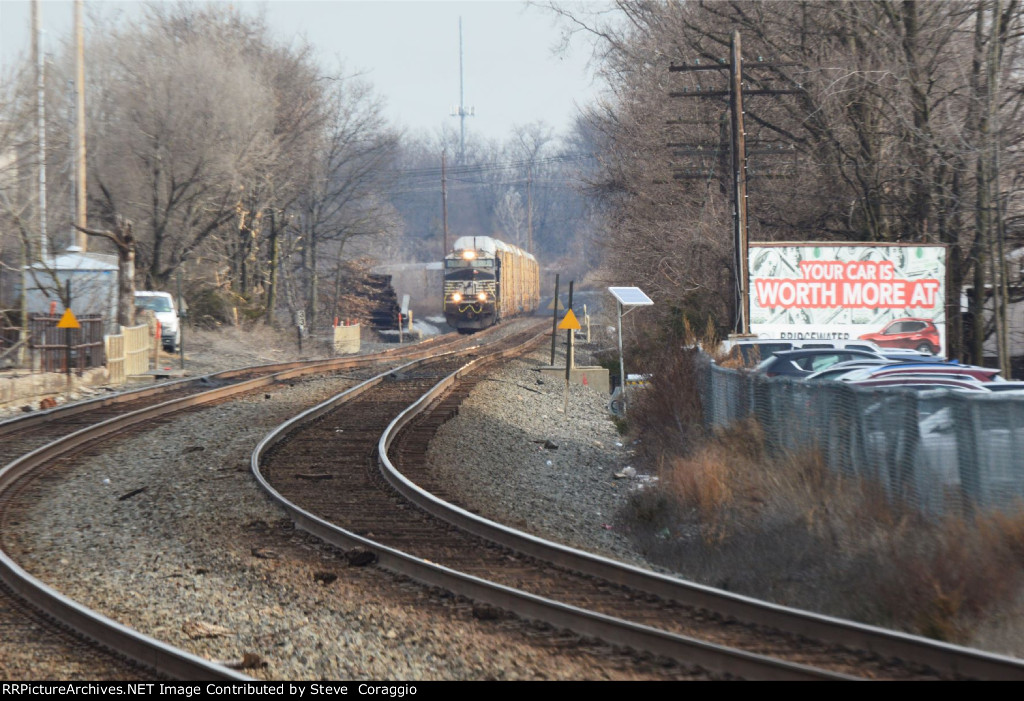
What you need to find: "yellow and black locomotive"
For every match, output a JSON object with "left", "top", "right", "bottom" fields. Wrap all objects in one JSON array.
[{"left": 443, "top": 236, "right": 540, "bottom": 332}]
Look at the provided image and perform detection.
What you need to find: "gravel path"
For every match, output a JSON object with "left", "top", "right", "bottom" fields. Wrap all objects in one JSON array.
[{"left": 5, "top": 339, "right": 692, "bottom": 681}]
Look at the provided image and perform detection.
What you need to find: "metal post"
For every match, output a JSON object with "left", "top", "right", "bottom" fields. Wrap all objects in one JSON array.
[
  {"left": 617, "top": 300, "right": 626, "bottom": 414},
  {"left": 566, "top": 280, "right": 575, "bottom": 370},
  {"left": 177, "top": 271, "right": 185, "bottom": 369},
  {"left": 563, "top": 281, "right": 575, "bottom": 414},
  {"left": 65, "top": 280, "right": 72, "bottom": 383},
  {"left": 550, "top": 273, "right": 559, "bottom": 366}
]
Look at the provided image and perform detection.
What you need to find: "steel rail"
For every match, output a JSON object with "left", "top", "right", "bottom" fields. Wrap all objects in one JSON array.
[
  {"left": 375, "top": 351, "right": 1024, "bottom": 680},
  {"left": 0, "top": 332, "right": 475, "bottom": 680},
  {"left": 252, "top": 325, "right": 852, "bottom": 680},
  {"left": 0, "top": 329, "right": 469, "bottom": 438}
]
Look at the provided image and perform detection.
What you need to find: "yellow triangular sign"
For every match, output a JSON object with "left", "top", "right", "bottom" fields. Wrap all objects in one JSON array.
[
  {"left": 56, "top": 308, "right": 81, "bottom": 329},
  {"left": 557, "top": 308, "right": 581, "bottom": 331},
  {"left": 546, "top": 297, "right": 565, "bottom": 310}
]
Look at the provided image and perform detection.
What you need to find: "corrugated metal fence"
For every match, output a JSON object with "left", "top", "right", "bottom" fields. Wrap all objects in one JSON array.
[{"left": 699, "top": 359, "right": 1024, "bottom": 517}]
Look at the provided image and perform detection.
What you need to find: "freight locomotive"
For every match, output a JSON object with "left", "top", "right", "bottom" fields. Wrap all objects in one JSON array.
[{"left": 443, "top": 236, "right": 540, "bottom": 332}]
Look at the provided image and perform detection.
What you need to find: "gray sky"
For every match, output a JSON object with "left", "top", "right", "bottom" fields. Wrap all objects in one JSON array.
[{"left": 0, "top": 0, "right": 607, "bottom": 141}]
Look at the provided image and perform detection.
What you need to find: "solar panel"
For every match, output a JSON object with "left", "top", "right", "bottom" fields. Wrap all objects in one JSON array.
[{"left": 608, "top": 286, "right": 653, "bottom": 306}]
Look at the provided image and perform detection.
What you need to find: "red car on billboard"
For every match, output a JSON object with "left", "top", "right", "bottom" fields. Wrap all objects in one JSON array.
[{"left": 859, "top": 318, "right": 940, "bottom": 354}]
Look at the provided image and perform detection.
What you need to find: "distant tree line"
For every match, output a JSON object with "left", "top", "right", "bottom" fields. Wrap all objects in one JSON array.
[{"left": 0, "top": 3, "right": 597, "bottom": 332}]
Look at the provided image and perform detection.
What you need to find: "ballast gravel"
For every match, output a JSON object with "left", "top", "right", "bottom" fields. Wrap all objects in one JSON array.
[
  {"left": 426, "top": 345, "right": 654, "bottom": 566},
  {"left": 6, "top": 340, "right": 687, "bottom": 681}
]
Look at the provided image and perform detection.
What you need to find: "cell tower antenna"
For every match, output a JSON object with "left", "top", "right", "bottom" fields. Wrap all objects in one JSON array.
[{"left": 450, "top": 17, "right": 474, "bottom": 162}]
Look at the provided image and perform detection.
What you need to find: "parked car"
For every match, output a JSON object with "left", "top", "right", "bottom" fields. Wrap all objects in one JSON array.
[
  {"left": 878, "top": 348, "right": 943, "bottom": 362},
  {"left": 840, "top": 363, "right": 1002, "bottom": 384},
  {"left": 847, "top": 376, "right": 991, "bottom": 392},
  {"left": 858, "top": 318, "right": 941, "bottom": 354},
  {"left": 755, "top": 348, "right": 888, "bottom": 378},
  {"left": 804, "top": 359, "right": 896, "bottom": 381},
  {"left": 722, "top": 337, "right": 884, "bottom": 365},
  {"left": 982, "top": 382, "right": 1024, "bottom": 393},
  {"left": 134, "top": 291, "right": 180, "bottom": 352}
]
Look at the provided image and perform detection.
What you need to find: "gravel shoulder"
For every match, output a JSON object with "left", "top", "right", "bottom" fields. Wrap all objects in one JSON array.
[{"left": 426, "top": 345, "right": 655, "bottom": 567}]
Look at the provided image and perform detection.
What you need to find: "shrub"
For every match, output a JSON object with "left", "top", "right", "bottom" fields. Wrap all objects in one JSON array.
[{"left": 616, "top": 338, "right": 1024, "bottom": 650}]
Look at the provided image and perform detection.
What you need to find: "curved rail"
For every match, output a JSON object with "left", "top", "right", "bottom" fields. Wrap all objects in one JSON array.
[
  {"left": 0, "top": 327, "right": 468, "bottom": 439},
  {"left": 0, "top": 329, "right": 482, "bottom": 680},
  {"left": 252, "top": 326, "right": 854, "bottom": 680},
  {"left": 374, "top": 355, "right": 1024, "bottom": 679}
]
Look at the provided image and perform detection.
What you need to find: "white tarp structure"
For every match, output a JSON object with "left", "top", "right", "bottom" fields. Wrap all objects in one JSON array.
[{"left": 24, "top": 246, "right": 118, "bottom": 332}]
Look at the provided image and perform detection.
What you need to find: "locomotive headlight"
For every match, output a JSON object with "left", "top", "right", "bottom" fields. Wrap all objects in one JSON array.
[
  {"left": 477, "top": 292, "right": 487, "bottom": 302},
  {"left": 462, "top": 250, "right": 476, "bottom": 260},
  {"left": 452, "top": 292, "right": 463, "bottom": 303}
]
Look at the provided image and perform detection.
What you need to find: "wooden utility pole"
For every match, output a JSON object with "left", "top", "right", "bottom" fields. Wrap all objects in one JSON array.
[
  {"left": 441, "top": 149, "right": 449, "bottom": 255},
  {"left": 668, "top": 32, "right": 801, "bottom": 336},
  {"left": 265, "top": 210, "right": 279, "bottom": 326},
  {"left": 728, "top": 31, "right": 749, "bottom": 335},
  {"left": 527, "top": 164, "right": 533, "bottom": 255}
]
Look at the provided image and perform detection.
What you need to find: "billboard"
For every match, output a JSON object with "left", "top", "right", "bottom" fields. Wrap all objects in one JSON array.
[{"left": 748, "top": 243, "right": 947, "bottom": 355}]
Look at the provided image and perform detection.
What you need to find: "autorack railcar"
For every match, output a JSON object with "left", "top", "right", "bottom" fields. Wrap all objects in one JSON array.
[{"left": 443, "top": 236, "right": 539, "bottom": 332}]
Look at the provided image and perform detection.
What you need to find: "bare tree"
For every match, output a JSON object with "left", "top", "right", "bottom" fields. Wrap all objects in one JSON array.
[
  {"left": 291, "top": 75, "right": 401, "bottom": 327},
  {"left": 74, "top": 215, "right": 135, "bottom": 327},
  {"left": 85, "top": 5, "right": 280, "bottom": 289},
  {"left": 495, "top": 188, "right": 527, "bottom": 247},
  {"left": 546, "top": 1, "right": 1024, "bottom": 351}
]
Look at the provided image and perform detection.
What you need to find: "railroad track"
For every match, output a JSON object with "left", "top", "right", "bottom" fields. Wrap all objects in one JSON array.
[
  {"left": 254, "top": 322, "right": 1024, "bottom": 681},
  {"left": 0, "top": 325, "right": 510, "bottom": 680},
  {"left": 6, "top": 316, "right": 1024, "bottom": 680}
]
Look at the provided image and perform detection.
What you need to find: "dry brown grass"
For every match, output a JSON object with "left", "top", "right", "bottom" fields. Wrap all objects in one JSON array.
[
  {"left": 617, "top": 340, "right": 1024, "bottom": 652},
  {"left": 185, "top": 323, "right": 333, "bottom": 374}
]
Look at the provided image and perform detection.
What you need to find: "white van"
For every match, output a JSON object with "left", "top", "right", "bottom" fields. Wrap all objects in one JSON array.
[{"left": 134, "top": 291, "right": 180, "bottom": 352}]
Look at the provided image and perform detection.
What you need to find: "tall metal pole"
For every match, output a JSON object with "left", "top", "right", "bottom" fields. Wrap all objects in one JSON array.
[
  {"left": 75, "top": 0, "right": 87, "bottom": 249},
  {"left": 34, "top": 0, "right": 48, "bottom": 260},
  {"left": 729, "top": 30, "right": 750, "bottom": 335},
  {"left": 459, "top": 17, "right": 466, "bottom": 161},
  {"left": 450, "top": 18, "right": 474, "bottom": 162}
]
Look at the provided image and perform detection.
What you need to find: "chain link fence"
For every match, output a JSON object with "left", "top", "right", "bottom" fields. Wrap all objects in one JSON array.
[{"left": 698, "top": 358, "right": 1024, "bottom": 517}]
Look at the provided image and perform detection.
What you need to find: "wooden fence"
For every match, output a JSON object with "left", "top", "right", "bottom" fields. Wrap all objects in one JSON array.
[
  {"left": 104, "top": 324, "right": 151, "bottom": 384},
  {"left": 28, "top": 314, "right": 106, "bottom": 373},
  {"left": 105, "top": 334, "right": 125, "bottom": 384}
]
